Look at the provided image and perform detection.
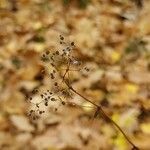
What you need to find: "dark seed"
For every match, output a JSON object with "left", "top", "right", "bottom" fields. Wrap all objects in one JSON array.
[
  {"left": 33, "top": 116, "right": 36, "bottom": 120},
  {"left": 42, "top": 54, "right": 46, "bottom": 58},
  {"left": 39, "top": 111, "right": 43, "bottom": 114},
  {"left": 63, "top": 52, "right": 67, "bottom": 55},
  {"left": 50, "top": 73, "right": 55, "bottom": 79},
  {"left": 66, "top": 46, "right": 70, "bottom": 50},
  {"left": 51, "top": 98, "right": 56, "bottom": 101},
  {"left": 45, "top": 102, "right": 48, "bottom": 106},
  {"left": 29, "top": 97, "right": 32, "bottom": 100},
  {"left": 46, "top": 51, "right": 50, "bottom": 55},
  {"left": 50, "top": 63, "right": 55, "bottom": 67},
  {"left": 28, "top": 113, "right": 31, "bottom": 117},
  {"left": 30, "top": 110, "right": 34, "bottom": 113},
  {"left": 54, "top": 82, "right": 58, "bottom": 86},
  {"left": 71, "top": 42, "right": 74, "bottom": 46},
  {"left": 55, "top": 51, "right": 59, "bottom": 55},
  {"left": 32, "top": 89, "right": 38, "bottom": 94},
  {"left": 86, "top": 68, "right": 89, "bottom": 72},
  {"left": 50, "top": 56, "right": 54, "bottom": 61},
  {"left": 40, "top": 94, "right": 44, "bottom": 98},
  {"left": 60, "top": 36, "right": 64, "bottom": 40},
  {"left": 62, "top": 101, "right": 66, "bottom": 105},
  {"left": 44, "top": 92, "right": 47, "bottom": 95}
]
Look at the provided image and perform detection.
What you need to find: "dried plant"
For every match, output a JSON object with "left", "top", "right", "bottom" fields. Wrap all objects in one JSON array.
[{"left": 28, "top": 35, "right": 139, "bottom": 150}]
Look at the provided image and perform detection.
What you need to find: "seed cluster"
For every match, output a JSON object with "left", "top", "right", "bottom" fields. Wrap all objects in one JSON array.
[{"left": 28, "top": 35, "right": 90, "bottom": 120}]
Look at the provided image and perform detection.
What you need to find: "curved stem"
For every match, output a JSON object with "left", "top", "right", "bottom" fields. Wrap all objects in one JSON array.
[{"left": 65, "top": 82, "right": 138, "bottom": 149}]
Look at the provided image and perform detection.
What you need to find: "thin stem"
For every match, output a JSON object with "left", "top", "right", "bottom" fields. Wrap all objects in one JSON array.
[
  {"left": 61, "top": 58, "right": 71, "bottom": 83},
  {"left": 52, "top": 53, "right": 138, "bottom": 149},
  {"left": 65, "top": 82, "right": 138, "bottom": 149},
  {"left": 69, "top": 85, "right": 98, "bottom": 107},
  {"left": 60, "top": 68, "right": 81, "bottom": 71}
]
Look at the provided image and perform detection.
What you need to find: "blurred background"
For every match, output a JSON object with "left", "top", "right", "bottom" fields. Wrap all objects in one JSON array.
[{"left": 0, "top": 0, "right": 150, "bottom": 150}]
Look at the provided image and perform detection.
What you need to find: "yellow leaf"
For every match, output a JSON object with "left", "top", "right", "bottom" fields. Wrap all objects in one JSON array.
[
  {"left": 111, "top": 51, "right": 121, "bottom": 62},
  {"left": 125, "top": 83, "right": 139, "bottom": 94},
  {"left": 123, "top": 116, "right": 135, "bottom": 127},
  {"left": 34, "top": 43, "right": 45, "bottom": 52},
  {"left": 114, "top": 134, "right": 128, "bottom": 150},
  {"left": 141, "top": 123, "right": 150, "bottom": 134},
  {"left": 82, "top": 102, "right": 94, "bottom": 112},
  {"left": 112, "top": 113, "right": 120, "bottom": 123},
  {"left": 33, "top": 22, "right": 42, "bottom": 30}
]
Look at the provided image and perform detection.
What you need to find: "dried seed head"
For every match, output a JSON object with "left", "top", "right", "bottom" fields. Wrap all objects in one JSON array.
[{"left": 29, "top": 35, "right": 91, "bottom": 123}]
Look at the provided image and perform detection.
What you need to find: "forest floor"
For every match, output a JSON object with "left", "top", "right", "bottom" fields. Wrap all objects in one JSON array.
[{"left": 0, "top": 0, "right": 150, "bottom": 150}]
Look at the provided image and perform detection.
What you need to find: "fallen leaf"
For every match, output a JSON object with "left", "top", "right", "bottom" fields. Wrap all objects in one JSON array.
[{"left": 10, "top": 115, "right": 34, "bottom": 132}]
